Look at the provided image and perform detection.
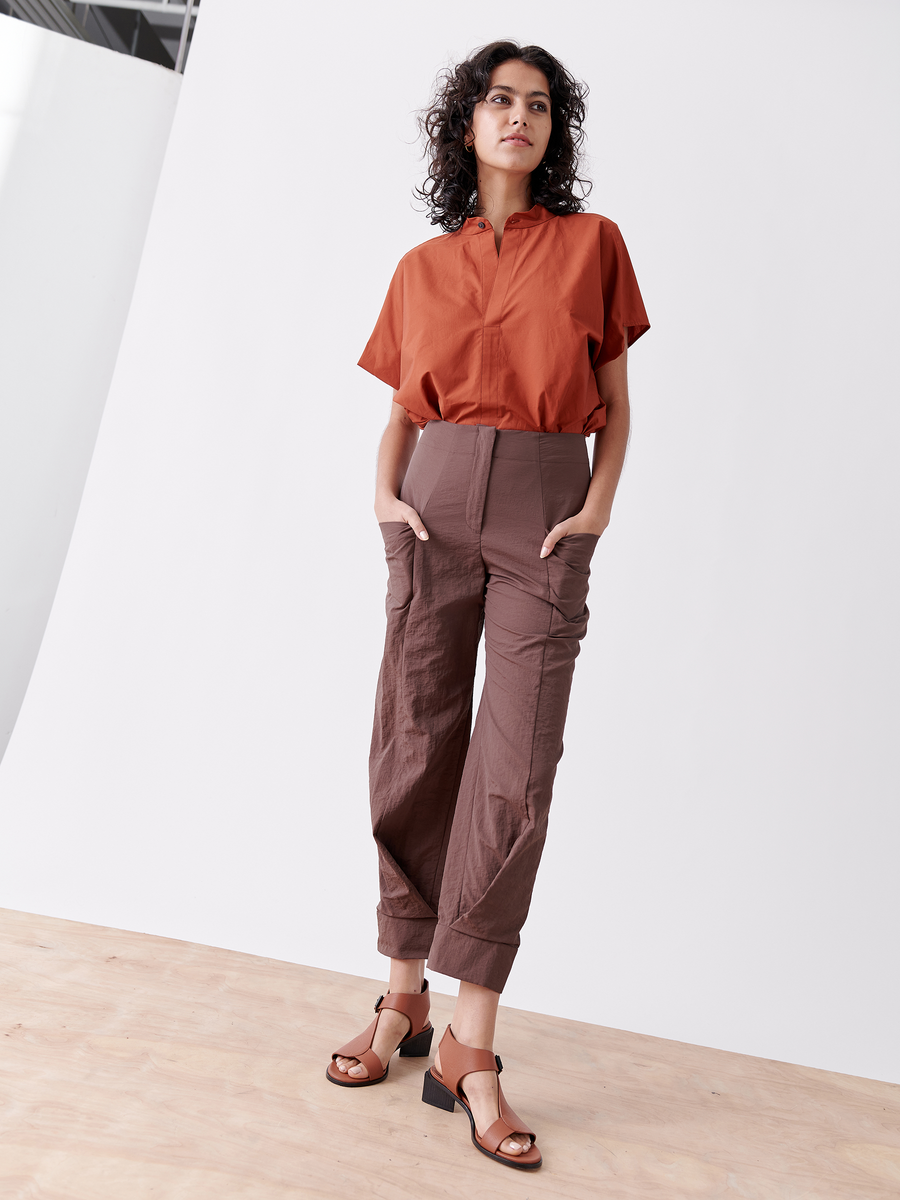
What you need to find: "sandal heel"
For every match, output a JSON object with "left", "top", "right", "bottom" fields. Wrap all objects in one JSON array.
[
  {"left": 421, "top": 1068, "right": 457, "bottom": 1112},
  {"left": 399, "top": 1024, "right": 434, "bottom": 1058}
]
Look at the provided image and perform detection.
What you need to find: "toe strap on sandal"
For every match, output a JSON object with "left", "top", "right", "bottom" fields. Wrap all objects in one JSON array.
[
  {"left": 339, "top": 1045, "right": 384, "bottom": 1081},
  {"left": 331, "top": 1016, "right": 388, "bottom": 1080},
  {"left": 481, "top": 1086, "right": 536, "bottom": 1154},
  {"left": 482, "top": 1117, "right": 531, "bottom": 1156}
]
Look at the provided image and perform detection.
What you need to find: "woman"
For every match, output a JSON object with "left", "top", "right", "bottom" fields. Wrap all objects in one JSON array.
[{"left": 326, "top": 40, "right": 650, "bottom": 1171}]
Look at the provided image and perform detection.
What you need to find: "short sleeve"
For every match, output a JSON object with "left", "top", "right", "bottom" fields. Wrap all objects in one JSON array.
[
  {"left": 592, "top": 222, "right": 650, "bottom": 370},
  {"left": 358, "top": 260, "right": 404, "bottom": 388}
]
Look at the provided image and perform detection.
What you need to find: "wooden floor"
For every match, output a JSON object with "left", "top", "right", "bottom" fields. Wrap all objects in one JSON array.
[{"left": 1, "top": 909, "right": 899, "bottom": 1198}]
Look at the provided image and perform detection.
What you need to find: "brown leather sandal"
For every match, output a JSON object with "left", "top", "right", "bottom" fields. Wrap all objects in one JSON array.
[
  {"left": 421, "top": 1025, "right": 542, "bottom": 1169},
  {"left": 326, "top": 979, "right": 433, "bottom": 1087}
]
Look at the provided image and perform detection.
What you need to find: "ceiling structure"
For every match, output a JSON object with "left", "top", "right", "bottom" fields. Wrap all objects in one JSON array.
[{"left": 0, "top": 0, "right": 200, "bottom": 72}]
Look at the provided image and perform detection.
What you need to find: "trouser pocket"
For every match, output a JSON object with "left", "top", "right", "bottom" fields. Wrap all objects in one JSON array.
[
  {"left": 378, "top": 520, "right": 417, "bottom": 609},
  {"left": 545, "top": 531, "right": 600, "bottom": 632}
]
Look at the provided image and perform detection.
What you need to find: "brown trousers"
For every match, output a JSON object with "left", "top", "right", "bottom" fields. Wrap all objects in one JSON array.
[{"left": 370, "top": 419, "right": 599, "bottom": 993}]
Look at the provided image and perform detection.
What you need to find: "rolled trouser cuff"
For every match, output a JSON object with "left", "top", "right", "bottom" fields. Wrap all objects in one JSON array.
[
  {"left": 376, "top": 911, "right": 437, "bottom": 961},
  {"left": 427, "top": 923, "right": 518, "bottom": 994}
]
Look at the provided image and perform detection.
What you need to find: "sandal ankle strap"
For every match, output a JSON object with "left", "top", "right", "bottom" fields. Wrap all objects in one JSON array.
[
  {"left": 375, "top": 977, "right": 431, "bottom": 1035},
  {"left": 437, "top": 1024, "right": 501, "bottom": 1097}
]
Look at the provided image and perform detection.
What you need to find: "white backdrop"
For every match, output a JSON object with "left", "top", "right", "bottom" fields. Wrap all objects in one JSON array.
[
  {"left": 1, "top": 0, "right": 898, "bottom": 1083},
  {"left": 0, "top": 17, "right": 180, "bottom": 750}
]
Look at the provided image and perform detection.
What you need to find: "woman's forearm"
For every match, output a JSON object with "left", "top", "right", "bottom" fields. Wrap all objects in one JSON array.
[
  {"left": 374, "top": 405, "right": 419, "bottom": 514},
  {"left": 582, "top": 394, "right": 631, "bottom": 531}
]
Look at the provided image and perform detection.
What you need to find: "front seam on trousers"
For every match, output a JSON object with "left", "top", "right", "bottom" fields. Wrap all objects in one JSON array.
[
  {"left": 465, "top": 424, "right": 496, "bottom": 533},
  {"left": 427, "top": 678, "right": 473, "bottom": 906},
  {"left": 450, "top": 739, "right": 482, "bottom": 924}
]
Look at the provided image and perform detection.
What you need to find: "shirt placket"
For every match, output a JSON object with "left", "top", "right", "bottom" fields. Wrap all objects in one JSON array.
[{"left": 479, "top": 224, "right": 521, "bottom": 423}]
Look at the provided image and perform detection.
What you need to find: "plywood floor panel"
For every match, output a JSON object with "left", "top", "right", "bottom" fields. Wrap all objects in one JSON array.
[{"left": 1, "top": 908, "right": 898, "bottom": 1198}]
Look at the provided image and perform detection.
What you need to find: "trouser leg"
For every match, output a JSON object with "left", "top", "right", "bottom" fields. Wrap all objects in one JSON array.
[
  {"left": 369, "top": 427, "right": 484, "bottom": 961},
  {"left": 427, "top": 433, "right": 599, "bottom": 992}
]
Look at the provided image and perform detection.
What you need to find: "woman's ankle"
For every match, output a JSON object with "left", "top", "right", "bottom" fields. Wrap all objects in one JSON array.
[
  {"left": 449, "top": 980, "right": 501, "bottom": 1048},
  {"left": 388, "top": 957, "right": 426, "bottom": 994}
]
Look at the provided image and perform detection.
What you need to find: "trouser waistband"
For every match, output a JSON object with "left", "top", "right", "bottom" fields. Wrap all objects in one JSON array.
[{"left": 420, "top": 419, "right": 588, "bottom": 462}]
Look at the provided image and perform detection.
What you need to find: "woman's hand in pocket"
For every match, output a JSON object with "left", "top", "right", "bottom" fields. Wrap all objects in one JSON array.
[
  {"left": 539, "top": 510, "right": 608, "bottom": 558},
  {"left": 374, "top": 495, "right": 429, "bottom": 540}
]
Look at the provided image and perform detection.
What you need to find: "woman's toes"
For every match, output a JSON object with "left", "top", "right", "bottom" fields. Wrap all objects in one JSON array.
[
  {"left": 335, "top": 1055, "right": 367, "bottom": 1077},
  {"left": 504, "top": 1138, "right": 523, "bottom": 1155}
]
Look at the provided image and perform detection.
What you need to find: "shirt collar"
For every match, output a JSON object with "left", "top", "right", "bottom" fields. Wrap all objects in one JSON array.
[{"left": 460, "top": 203, "right": 556, "bottom": 236}]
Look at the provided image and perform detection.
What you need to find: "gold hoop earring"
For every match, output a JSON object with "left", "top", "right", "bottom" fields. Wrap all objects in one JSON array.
[{"left": 464, "top": 141, "right": 474, "bottom": 153}]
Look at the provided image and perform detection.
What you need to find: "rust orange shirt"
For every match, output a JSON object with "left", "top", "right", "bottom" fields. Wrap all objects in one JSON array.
[{"left": 358, "top": 203, "right": 650, "bottom": 434}]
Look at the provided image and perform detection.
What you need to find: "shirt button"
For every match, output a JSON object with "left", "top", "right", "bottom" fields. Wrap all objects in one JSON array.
[
  {"left": 477, "top": 221, "right": 485, "bottom": 229},
  {"left": 509, "top": 218, "right": 518, "bottom": 224}
]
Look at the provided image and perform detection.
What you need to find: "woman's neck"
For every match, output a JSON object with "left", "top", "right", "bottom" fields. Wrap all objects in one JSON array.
[{"left": 475, "top": 170, "right": 533, "bottom": 248}]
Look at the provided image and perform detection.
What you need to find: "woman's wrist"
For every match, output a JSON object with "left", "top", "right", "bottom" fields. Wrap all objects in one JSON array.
[
  {"left": 574, "top": 500, "right": 612, "bottom": 535},
  {"left": 374, "top": 485, "right": 400, "bottom": 511}
]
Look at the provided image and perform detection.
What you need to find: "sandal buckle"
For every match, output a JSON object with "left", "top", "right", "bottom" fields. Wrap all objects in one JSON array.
[
  {"left": 495, "top": 1054, "right": 503, "bottom": 1073},
  {"left": 374, "top": 994, "right": 385, "bottom": 1011}
]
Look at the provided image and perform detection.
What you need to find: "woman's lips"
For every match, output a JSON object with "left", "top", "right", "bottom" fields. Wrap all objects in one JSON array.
[{"left": 503, "top": 137, "right": 531, "bottom": 146}]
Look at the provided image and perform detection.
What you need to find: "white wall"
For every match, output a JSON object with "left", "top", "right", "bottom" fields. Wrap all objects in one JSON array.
[
  {"left": 0, "top": 0, "right": 897, "bottom": 1084},
  {"left": 0, "top": 16, "right": 181, "bottom": 751}
]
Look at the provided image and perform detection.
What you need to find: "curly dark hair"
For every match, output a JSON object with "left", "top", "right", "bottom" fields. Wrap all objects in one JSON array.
[{"left": 415, "top": 40, "right": 591, "bottom": 232}]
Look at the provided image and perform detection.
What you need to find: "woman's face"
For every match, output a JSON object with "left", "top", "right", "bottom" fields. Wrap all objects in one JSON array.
[{"left": 468, "top": 60, "right": 553, "bottom": 179}]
